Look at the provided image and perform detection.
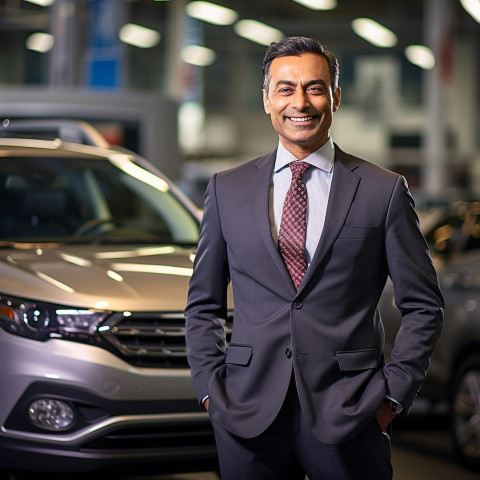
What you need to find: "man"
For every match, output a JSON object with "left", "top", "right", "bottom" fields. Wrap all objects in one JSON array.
[{"left": 185, "top": 36, "right": 443, "bottom": 480}]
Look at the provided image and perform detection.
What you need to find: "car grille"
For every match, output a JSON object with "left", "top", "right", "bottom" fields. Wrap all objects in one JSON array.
[
  {"left": 81, "top": 422, "right": 216, "bottom": 453},
  {"left": 100, "top": 311, "right": 233, "bottom": 368}
]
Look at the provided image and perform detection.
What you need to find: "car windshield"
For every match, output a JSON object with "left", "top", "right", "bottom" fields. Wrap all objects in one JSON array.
[{"left": 0, "top": 152, "right": 199, "bottom": 244}]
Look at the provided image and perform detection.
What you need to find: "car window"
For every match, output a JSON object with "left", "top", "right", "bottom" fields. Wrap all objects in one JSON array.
[{"left": 0, "top": 154, "right": 199, "bottom": 244}]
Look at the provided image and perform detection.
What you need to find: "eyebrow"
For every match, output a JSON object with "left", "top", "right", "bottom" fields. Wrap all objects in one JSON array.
[{"left": 274, "top": 79, "right": 329, "bottom": 89}]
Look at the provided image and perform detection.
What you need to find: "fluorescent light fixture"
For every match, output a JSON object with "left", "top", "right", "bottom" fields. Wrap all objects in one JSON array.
[
  {"left": 234, "top": 19, "right": 284, "bottom": 46},
  {"left": 291, "top": 0, "right": 337, "bottom": 10},
  {"left": 26, "top": 32, "right": 54, "bottom": 53},
  {"left": 351, "top": 18, "right": 397, "bottom": 48},
  {"left": 25, "top": 0, "right": 55, "bottom": 6},
  {"left": 186, "top": 1, "right": 238, "bottom": 25},
  {"left": 119, "top": 23, "right": 161, "bottom": 48},
  {"left": 405, "top": 45, "right": 435, "bottom": 70},
  {"left": 181, "top": 45, "right": 216, "bottom": 66},
  {"left": 460, "top": 0, "right": 480, "bottom": 23}
]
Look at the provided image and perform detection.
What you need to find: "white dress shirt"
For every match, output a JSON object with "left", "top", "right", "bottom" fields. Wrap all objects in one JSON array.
[{"left": 270, "top": 138, "right": 335, "bottom": 266}]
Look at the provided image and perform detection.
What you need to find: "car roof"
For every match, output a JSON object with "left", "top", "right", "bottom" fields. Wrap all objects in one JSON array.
[{"left": 0, "top": 137, "right": 126, "bottom": 160}]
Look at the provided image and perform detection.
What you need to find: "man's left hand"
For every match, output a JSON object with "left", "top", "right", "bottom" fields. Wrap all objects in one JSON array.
[{"left": 375, "top": 399, "right": 397, "bottom": 432}]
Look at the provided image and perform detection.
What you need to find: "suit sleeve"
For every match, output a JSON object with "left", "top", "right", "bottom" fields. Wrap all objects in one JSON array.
[
  {"left": 184, "top": 174, "right": 230, "bottom": 404},
  {"left": 383, "top": 175, "right": 444, "bottom": 412}
]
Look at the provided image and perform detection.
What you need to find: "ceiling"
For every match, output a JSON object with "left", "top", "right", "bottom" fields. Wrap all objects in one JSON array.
[{"left": 1, "top": 0, "right": 479, "bottom": 53}]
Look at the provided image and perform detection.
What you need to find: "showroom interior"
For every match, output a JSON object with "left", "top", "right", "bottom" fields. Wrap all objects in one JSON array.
[
  {"left": 0, "top": 1, "right": 480, "bottom": 479},
  {"left": 1, "top": 0, "right": 479, "bottom": 206}
]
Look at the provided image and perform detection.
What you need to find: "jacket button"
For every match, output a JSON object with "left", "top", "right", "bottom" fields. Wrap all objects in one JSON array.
[
  {"left": 293, "top": 301, "right": 303, "bottom": 309},
  {"left": 285, "top": 348, "right": 292, "bottom": 358}
]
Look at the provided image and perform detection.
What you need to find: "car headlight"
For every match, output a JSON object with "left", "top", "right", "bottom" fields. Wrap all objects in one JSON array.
[{"left": 0, "top": 294, "right": 111, "bottom": 342}]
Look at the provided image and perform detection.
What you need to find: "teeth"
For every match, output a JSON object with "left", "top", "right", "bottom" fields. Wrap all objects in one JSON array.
[{"left": 290, "top": 116, "right": 313, "bottom": 122}]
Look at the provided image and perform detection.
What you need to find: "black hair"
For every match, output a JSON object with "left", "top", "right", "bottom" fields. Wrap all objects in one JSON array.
[{"left": 262, "top": 36, "right": 339, "bottom": 93}]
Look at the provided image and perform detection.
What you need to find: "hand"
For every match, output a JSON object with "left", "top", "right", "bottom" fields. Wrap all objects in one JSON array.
[
  {"left": 375, "top": 399, "right": 396, "bottom": 432},
  {"left": 204, "top": 398, "right": 210, "bottom": 412}
]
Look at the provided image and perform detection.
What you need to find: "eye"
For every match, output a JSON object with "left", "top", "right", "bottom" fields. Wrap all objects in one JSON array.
[
  {"left": 307, "top": 85, "right": 327, "bottom": 94},
  {"left": 277, "top": 87, "right": 294, "bottom": 94}
]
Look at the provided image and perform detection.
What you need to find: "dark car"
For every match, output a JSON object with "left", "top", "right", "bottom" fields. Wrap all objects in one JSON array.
[{"left": 380, "top": 201, "right": 480, "bottom": 470}]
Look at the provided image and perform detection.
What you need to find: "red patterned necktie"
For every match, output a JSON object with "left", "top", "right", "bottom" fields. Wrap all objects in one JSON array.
[{"left": 278, "top": 161, "right": 311, "bottom": 290}]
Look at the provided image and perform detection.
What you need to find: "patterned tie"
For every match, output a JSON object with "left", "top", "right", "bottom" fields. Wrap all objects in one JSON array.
[{"left": 278, "top": 161, "right": 311, "bottom": 290}]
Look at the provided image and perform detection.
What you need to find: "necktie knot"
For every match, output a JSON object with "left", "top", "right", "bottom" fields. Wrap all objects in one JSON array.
[{"left": 290, "top": 161, "right": 311, "bottom": 180}]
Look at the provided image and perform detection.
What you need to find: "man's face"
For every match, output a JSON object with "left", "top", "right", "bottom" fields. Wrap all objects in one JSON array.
[{"left": 263, "top": 53, "right": 341, "bottom": 157}]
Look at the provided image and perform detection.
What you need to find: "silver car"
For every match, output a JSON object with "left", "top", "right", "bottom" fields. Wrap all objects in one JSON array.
[
  {"left": 380, "top": 201, "right": 480, "bottom": 471},
  {"left": 0, "top": 120, "right": 220, "bottom": 478}
]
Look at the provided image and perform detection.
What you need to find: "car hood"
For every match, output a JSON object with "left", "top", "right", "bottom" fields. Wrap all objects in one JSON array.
[{"left": 0, "top": 243, "right": 196, "bottom": 312}]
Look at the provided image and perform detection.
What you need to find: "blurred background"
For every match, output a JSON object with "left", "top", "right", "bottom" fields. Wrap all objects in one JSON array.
[
  {"left": 1, "top": 0, "right": 478, "bottom": 207},
  {"left": 1, "top": 2, "right": 480, "bottom": 478}
]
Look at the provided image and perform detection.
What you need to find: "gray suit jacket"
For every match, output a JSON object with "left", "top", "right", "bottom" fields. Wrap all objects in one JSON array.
[{"left": 185, "top": 145, "right": 443, "bottom": 444}]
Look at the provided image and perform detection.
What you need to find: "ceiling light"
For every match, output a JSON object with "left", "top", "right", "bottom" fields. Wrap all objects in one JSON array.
[
  {"left": 25, "top": 0, "right": 55, "bottom": 6},
  {"left": 26, "top": 33, "right": 54, "bottom": 53},
  {"left": 186, "top": 1, "right": 238, "bottom": 25},
  {"left": 291, "top": 0, "right": 337, "bottom": 10},
  {"left": 234, "top": 19, "right": 284, "bottom": 46},
  {"left": 460, "top": 0, "right": 480, "bottom": 23},
  {"left": 181, "top": 45, "right": 216, "bottom": 67},
  {"left": 119, "top": 23, "right": 161, "bottom": 48},
  {"left": 351, "top": 18, "right": 397, "bottom": 48},
  {"left": 405, "top": 45, "right": 435, "bottom": 70}
]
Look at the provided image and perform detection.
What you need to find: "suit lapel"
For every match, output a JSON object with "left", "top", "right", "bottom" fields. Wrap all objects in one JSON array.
[
  {"left": 298, "top": 146, "right": 360, "bottom": 292},
  {"left": 250, "top": 151, "right": 297, "bottom": 293}
]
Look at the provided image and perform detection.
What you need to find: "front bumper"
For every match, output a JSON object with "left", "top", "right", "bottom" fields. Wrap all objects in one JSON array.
[{"left": 0, "top": 333, "right": 216, "bottom": 475}]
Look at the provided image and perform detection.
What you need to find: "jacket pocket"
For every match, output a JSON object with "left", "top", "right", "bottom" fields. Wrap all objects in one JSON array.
[
  {"left": 225, "top": 344, "right": 253, "bottom": 366},
  {"left": 337, "top": 226, "right": 379, "bottom": 239},
  {"left": 336, "top": 348, "right": 382, "bottom": 371}
]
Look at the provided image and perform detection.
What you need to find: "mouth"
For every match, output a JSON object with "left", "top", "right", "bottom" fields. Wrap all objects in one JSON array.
[{"left": 287, "top": 116, "right": 315, "bottom": 123}]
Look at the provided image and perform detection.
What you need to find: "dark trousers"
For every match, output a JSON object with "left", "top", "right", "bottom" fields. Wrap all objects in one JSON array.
[{"left": 212, "top": 381, "right": 393, "bottom": 480}]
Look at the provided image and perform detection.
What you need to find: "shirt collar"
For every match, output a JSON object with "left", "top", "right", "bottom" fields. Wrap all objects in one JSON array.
[{"left": 274, "top": 137, "right": 335, "bottom": 174}]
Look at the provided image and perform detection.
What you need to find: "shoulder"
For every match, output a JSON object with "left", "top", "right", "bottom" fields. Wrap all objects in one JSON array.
[
  {"left": 334, "top": 143, "right": 400, "bottom": 182},
  {"left": 334, "top": 143, "right": 406, "bottom": 197},
  {"left": 215, "top": 151, "right": 276, "bottom": 181}
]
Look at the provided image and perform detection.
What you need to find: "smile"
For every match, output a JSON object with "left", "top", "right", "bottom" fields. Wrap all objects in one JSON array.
[{"left": 288, "top": 116, "right": 314, "bottom": 123}]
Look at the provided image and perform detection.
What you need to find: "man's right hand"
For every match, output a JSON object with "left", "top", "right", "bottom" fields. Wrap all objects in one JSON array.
[{"left": 204, "top": 398, "right": 210, "bottom": 412}]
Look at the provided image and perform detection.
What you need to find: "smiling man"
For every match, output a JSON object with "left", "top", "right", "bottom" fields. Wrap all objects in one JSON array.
[{"left": 185, "top": 36, "right": 443, "bottom": 480}]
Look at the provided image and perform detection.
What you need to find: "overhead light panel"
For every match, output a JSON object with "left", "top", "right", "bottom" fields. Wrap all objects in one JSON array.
[
  {"left": 460, "top": 0, "right": 480, "bottom": 23},
  {"left": 405, "top": 45, "right": 435, "bottom": 70},
  {"left": 26, "top": 33, "right": 54, "bottom": 53},
  {"left": 119, "top": 23, "right": 161, "bottom": 48},
  {"left": 351, "top": 18, "right": 397, "bottom": 48},
  {"left": 186, "top": 1, "right": 238, "bottom": 25},
  {"left": 291, "top": 0, "right": 337, "bottom": 10},
  {"left": 181, "top": 45, "right": 216, "bottom": 66},
  {"left": 234, "top": 19, "right": 283, "bottom": 46}
]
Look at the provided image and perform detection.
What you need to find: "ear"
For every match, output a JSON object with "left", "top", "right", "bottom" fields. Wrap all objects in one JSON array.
[
  {"left": 333, "top": 86, "right": 341, "bottom": 112},
  {"left": 263, "top": 89, "right": 271, "bottom": 115}
]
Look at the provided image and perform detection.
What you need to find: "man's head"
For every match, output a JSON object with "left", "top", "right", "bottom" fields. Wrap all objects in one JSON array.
[
  {"left": 262, "top": 36, "right": 341, "bottom": 158},
  {"left": 262, "top": 36, "right": 339, "bottom": 94}
]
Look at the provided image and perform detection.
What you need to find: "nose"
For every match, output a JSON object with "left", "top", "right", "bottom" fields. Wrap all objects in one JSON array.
[{"left": 292, "top": 89, "right": 310, "bottom": 110}]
